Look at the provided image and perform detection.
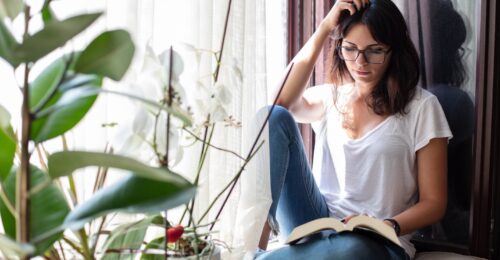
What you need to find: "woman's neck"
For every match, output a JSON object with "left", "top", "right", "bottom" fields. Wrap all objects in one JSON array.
[{"left": 354, "top": 81, "right": 375, "bottom": 98}]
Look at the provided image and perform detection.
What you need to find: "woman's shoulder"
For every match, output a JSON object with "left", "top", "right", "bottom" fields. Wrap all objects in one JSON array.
[
  {"left": 303, "top": 83, "right": 336, "bottom": 104},
  {"left": 406, "top": 87, "right": 440, "bottom": 112},
  {"left": 306, "top": 83, "right": 336, "bottom": 94}
]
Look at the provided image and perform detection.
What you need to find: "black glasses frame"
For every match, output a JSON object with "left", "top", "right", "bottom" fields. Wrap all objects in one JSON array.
[{"left": 337, "top": 46, "right": 391, "bottom": 64}]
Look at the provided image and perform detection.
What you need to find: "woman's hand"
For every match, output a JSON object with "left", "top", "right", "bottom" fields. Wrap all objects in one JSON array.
[
  {"left": 342, "top": 213, "right": 374, "bottom": 223},
  {"left": 321, "top": 0, "right": 370, "bottom": 32}
]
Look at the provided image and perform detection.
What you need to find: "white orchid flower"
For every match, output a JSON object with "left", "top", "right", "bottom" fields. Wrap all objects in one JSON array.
[
  {"left": 112, "top": 105, "right": 155, "bottom": 161},
  {"left": 154, "top": 112, "right": 184, "bottom": 166}
]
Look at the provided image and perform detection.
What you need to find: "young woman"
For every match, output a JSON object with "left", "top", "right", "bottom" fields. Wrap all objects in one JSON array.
[{"left": 257, "top": 0, "right": 452, "bottom": 259}]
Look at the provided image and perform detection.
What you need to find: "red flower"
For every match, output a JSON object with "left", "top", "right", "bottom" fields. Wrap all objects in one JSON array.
[{"left": 167, "top": 225, "right": 184, "bottom": 243}]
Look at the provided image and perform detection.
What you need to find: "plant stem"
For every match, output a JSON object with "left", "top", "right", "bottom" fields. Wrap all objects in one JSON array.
[
  {"left": 90, "top": 215, "right": 107, "bottom": 256},
  {"left": 163, "top": 46, "right": 174, "bottom": 166},
  {"left": 183, "top": 127, "right": 245, "bottom": 161},
  {"left": 197, "top": 140, "right": 264, "bottom": 225},
  {"left": 179, "top": 125, "right": 209, "bottom": 225},
  {"left": 18, "top": 4, "right": 32, "bottom": 252},
  {"left": 62, "top": 237, "right": 84, "bottom": 257},
  {"left": 213, "top": 0, "right": 233, "bottom": 82},
  {"left": 163, "top": 46, "right": 174, "bottom": 260},
  {"left": 78, "top": 229, "right": 93, "bottom": 260},
  {"left": 204, "top": 63, "right": 295, "bottom": 230},
  {"left": 58, "top": 240, "right": 66, "bottom": 260},
  {"left": 0, "top": 184, "right": 16, "bottom": 216},
  {"left": 187, "top": 125, "right": 213, "bottom": 227}
]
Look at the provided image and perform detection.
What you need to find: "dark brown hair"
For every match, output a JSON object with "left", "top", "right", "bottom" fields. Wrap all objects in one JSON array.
[{"left": 326, "top": 0, "right": 420, "bottom": 115}]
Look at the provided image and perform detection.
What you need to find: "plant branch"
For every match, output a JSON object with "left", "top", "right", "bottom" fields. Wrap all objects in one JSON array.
[
  {"left": 179, "top": 124, "right": 210, "bottom": 225},
  {"left": 90, "top": 215, "right": 108, "bottom": 256},
  {"left": 151, "top": 109, "right": 163, "bottom": 162},
  {"left": 163, "top": 46, "right": 174, "bottom": 167},
  {"left": 0, "top": 184, "right": 16, "bottom": 216},
  {"left": 62, "top": 237, "right": 84, "bottom": 257},
  {"left": 163, "top": 45, "right": 175, "bottom": 260},
  {"left": 198, "top": 140, "right": 264, "bottom": 225},
  {"left": 213, "top": 0, "right": 233, "bottom": 82},
  {"left": 18, "top": 4, "right": 32, "bottom": 248},
  {"left": 205, "top": 63, "right": 295, "bottom": 230},
  {"left": 186, "top": 124, "right": 213, "bottom": 227},
  {"left": 58, "top": 241, "right": 66, "bottom": 260},
  {"left": 77, "top": 229, "right": 92, "bottom": 260},
  {"left": 35, "top": 145, "right": 49, "bottom": 171},
  {"left": 183, "top": 127, "right": 245, "bottom": 161}
]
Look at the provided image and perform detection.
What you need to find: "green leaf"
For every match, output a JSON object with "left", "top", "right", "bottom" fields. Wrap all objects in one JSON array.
[
  {"left": 0, "top": 0, "right": 23, "bottom": 20},
  {"left": 0, "top": 105, "right": 16, "bottom": 181},
  {"left": 0, "top": 234, "right": 35, "bottom": 259},
  {"left": 74, "top": 30, "right": 135, "bottom": 81},
  {"left": 29, "top": 57, "right": 66, "bottom": 111},
  {"left": 63, "top": 174, "right": 196, "bottom": 231},
  {"left": 0, "top": 19, "right": 20, "bottom": 67},
  {"left": 41, "top": 2, "right": 57, "bottom": 24},
  {"left": 14, "top": 13, "right": 102, "bottom": 63},
  {"left": 0, "top": 166, "right": 70, "bottom": 255},
  {"left": 48, "top": 151, "right": 190, "bottom": 185},
  {"left": 101, "top": 215, "right": 161, "bottom": 260},
  {"left": 140, "top": 236, "right": 165, "bottom": 260},
  {"left": 31, "top": 76, "right": 102, "bottom": 142}
]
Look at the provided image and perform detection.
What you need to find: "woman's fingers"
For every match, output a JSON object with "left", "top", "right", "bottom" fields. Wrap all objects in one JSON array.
[
  {"left": 345, "top": 0, "right": 370, "bottom": 12},
  {"left": 342, "top": 213, "right": 374, "bottom": 223},
  {"left": 323, "top": 0, "right": 369, "bottom": 32},
  {"left": 338, "top": 0, "right": 357, "bottom": 15},
  {"left": 351, "top": 0, "right": 364, "bottom": 11},
  {"left": 342, "top": 214, "right": 358, "bottom": 223}
]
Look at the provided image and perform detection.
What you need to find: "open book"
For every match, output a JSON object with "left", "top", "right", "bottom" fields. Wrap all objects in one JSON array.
[{"left": 286, "top": 215, "right": 401, "bottom": 247}]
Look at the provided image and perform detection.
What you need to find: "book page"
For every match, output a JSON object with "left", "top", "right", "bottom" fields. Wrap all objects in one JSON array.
[
  {"left": 346, "top": 215, "right": 401, "bottom": 246},
  {"left": 286, "top": 218, "right": 344, "bottom": 244},
  {"left": 286, "top": 216, "right": 401, "bottom": 247}
]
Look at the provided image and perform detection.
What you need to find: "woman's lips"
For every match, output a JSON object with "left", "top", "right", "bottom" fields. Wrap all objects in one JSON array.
[{"left": 354, "top": 70, "right": 370, "bottom": 76}]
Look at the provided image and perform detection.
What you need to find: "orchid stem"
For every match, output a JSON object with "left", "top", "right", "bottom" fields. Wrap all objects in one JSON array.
[
  {"left": 198, "top": 140, "right": 264, "bottom": 225},
  {"left": 204, "top": 63, "right": 295, "bottom": 231}
]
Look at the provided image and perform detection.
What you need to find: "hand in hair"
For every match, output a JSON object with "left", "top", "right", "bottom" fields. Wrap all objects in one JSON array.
[{"left": 321, "top": 0, "right": 370, "bottom": 32}]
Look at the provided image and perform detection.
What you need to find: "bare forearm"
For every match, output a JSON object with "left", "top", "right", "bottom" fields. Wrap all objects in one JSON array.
[
  {"left": 274, "top": 22, "right": 332, "bottom": 108},
  {"left": 391, "top": 199, "right": 446, "bottom": 236}
]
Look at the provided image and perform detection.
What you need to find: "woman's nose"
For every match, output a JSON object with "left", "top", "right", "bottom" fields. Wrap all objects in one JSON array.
[{"left": 355, "top": 52, "right": 368, "bottom": 65}]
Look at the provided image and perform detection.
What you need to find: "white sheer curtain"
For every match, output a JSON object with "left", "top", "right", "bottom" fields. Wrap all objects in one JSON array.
[{"left": 1, "top": 0, "right": 287, "bottom": 258}]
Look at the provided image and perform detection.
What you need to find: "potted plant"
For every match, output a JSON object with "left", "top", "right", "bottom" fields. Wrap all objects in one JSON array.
[
  {"left": 1, "top": 0, "right": 284, "bottom": 258},
  {"left": 0, "top": 0, "right": 196, "bottom": 259}
]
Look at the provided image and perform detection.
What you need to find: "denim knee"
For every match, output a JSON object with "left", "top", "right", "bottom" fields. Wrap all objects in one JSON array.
[{"left": 267, "top": 105, "right": 296, "bottom": 130}]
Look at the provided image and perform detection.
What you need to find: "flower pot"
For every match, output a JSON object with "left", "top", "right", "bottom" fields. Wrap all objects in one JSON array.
[{"left": 170, "top": 242, "right": 221, "bottom": 260}]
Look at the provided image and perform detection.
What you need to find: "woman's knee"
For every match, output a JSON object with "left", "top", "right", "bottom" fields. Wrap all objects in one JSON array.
[{"left": 268, "top": 105, "right": 295, "bottom": 128}]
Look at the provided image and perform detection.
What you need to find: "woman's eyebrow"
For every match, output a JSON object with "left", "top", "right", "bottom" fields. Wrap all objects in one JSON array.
[{"left": 342, "top": 40, "right": 385, "bottom": 48}]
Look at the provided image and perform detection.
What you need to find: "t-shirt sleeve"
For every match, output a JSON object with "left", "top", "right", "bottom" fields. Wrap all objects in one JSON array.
[
  {"left": 413, "top": 94, "right": 453, "bottom": 152},
  {"left": 309, "top": 84, "right": 335, "bottom": 133}
]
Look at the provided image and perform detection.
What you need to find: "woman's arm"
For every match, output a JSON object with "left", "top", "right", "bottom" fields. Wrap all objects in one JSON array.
[
  {"left": 273, "top": 0, "right": 366, "bottom": 120},
  {"left": 389, "top": 137, "right": 448, "bottom": 235}
]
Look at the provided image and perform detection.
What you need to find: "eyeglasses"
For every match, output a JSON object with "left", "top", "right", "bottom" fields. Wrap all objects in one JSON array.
[{"left": 337, "top": 46, "right": 391, "bottom": 64}]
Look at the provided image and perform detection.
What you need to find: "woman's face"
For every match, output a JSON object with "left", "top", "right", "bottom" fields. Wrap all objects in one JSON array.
[{"left": 341, "top": 23, "right": 391, "bottom": 87}]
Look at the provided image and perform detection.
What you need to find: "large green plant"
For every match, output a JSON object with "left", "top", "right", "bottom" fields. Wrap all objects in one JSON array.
[{"left": 0, "top": 1, "right": 196, "bottom": 259}]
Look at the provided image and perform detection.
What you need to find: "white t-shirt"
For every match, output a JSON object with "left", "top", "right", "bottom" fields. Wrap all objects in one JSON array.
[{"left": 310, "top": 84, "right": 452, "bottom": 258}]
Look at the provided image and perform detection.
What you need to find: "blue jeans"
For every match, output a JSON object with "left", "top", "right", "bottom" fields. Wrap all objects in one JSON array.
[{"left": 256, "top": 106, "right": 408, "bottom": 260}]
